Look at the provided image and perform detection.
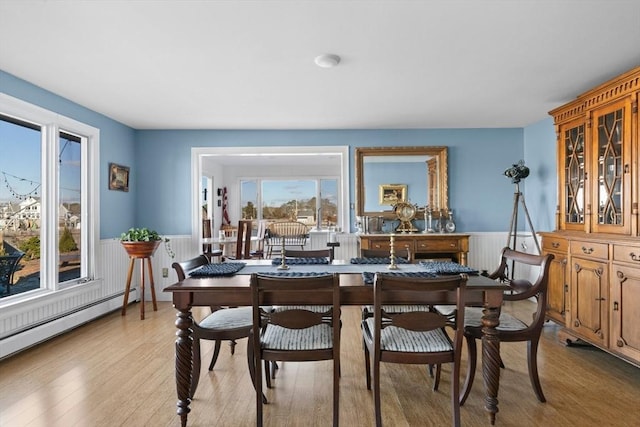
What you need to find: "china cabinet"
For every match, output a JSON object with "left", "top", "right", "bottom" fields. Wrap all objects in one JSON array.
[{"left": 542, "top": 65, "right": 640, "bottom": 365}]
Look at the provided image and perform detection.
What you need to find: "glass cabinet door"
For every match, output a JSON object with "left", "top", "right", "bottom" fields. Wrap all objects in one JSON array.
[
  {"left": 560, "top": 119, "right": 586, "bottom": 231},
  {"left": 591, "top": 98, "right": 632, "bottom": 234}
]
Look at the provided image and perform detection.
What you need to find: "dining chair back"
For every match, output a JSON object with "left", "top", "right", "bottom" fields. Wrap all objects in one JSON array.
[
  {"left": 248, "top": 273, "right": 341, "bottom": 426},
  {"left": 202, "top": 219, "right": 223, "bottom": 262},
  {"left": 362, "top": 273, "right": 467, "bottom": 427},
  {"left": 283, "top": 248, "right": 334, "bottom": 263},
  {"left": 171, "top": 255, "right": 253, "bottom": 398}
]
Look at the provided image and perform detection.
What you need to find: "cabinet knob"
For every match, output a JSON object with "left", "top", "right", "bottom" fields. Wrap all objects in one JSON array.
[
  {"left": 581, "top": 246, "right": 593, "bottom": 254},
  {"left": 551, "top": 242, "right": 560, "bottom": 248},
  {"left": 613, "top": 301, "right": 619, "bottom": 311},
  {"left": 629, "top": 252, "right": 640, "bottom": 262}
]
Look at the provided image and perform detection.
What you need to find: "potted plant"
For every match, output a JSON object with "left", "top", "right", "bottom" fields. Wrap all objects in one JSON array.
[{"left": 120, "top": 227, "right": 174, "bottom": 259}]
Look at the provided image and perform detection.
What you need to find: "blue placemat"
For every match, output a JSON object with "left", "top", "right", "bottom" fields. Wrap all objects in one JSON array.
[
  {"left": 271, "top": 257, "right": 329, "bottom": 266},
  {"left": 256, "top": 272, "right": 333, "bottom": 278},
  {"left": 189, "top": 262, "right": 246, "bottom": 277},
  {"left": 350, "top": 257, "right": 409, "bottom": 264},
  {"left": 419, "top": 261, "right": 479, "bottom": 275},
  {"left": 362, "top": 271, "right": 438, "bottom": 285}
]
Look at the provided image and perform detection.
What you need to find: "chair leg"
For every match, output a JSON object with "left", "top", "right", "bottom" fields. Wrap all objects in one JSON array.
[
  {"left": 190, "top": 338, "right": 203, "bottom": 399},
  {"left": 452, "top": 354, "right": 461, "bottom": 427},
  {"left": 363, "top": 340, "right": 371, "bottom": 390},
  {"left": 428, "top": 364, "right": 435, "bottom": 378},
  {"left": 265, "top": 360, "right": 273, "bottom": 389},
  {"left": 208, "top": 340, "right": 222, "bottom": 371},
  {"left": 433, "top": 364, "right": 442, "bottom": 391},
  {"left": 527, "top": 339, "right": 546, "bottom": 402},
  {"left": 460, "top": 336, "right": 477, "bottom": 406},
  {"left": 373, "top": 354, "right": 382, "bottom": 427},
  {"left": 333, "top": 355, "right": 340, "bottom": 427},
  {"left": 246, "top": 336, "right": 267, "bottom": 404}
]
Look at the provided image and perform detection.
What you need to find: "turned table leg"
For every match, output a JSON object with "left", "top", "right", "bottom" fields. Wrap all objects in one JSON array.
[
  {"left": 175, "top": 308, "right": 194, "bottom": 427},
  {"left": 481, "top": 304, "right": 501, "bottom": 425}
]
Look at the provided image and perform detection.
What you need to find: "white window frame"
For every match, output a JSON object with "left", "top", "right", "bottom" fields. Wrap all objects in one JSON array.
[
  {"left": 0, "top": 93, "right": 99, "bottom": 297},
  {"left": 191, "top": 146, "right": 350, "bottom": 242}
]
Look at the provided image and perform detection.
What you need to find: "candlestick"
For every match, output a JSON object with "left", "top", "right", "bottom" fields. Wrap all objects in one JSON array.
[
  {"left": 388, "top": 234, "right": 399, "bottom": 270},
  {"left": 277, "top": 236, "right": 289, "bottom": 270}
]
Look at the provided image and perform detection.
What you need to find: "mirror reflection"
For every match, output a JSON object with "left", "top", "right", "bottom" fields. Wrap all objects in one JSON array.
[{"left": 355, "top": 146, "right": 448, "bottom": 217}]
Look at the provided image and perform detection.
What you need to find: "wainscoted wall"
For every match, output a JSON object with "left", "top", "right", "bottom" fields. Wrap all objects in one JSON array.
[{"left": 1, "top": 232, "right": 534, "bottom": 358}]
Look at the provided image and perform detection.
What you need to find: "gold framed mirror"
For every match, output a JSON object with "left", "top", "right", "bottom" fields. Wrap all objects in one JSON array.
[{"left": 355, "top": 146, "right": 448, "bottom": 217}]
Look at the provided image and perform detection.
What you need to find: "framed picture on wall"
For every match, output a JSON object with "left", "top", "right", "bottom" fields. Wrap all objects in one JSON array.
[
  {"left": 379, "top": 184, "right": 407, "bottom": 205},
  {"left": 108, "top": 163, "right": 130, "bottom": 192}
]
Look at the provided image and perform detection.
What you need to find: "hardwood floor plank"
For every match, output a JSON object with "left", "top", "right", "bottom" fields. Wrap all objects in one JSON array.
[{"left": 1, "top": 302, "right": 639, "bottom": 426}]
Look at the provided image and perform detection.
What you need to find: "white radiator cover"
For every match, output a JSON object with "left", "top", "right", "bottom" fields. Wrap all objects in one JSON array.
[{"left": 0, "top": 232, "right": 537, "bottom": 358}]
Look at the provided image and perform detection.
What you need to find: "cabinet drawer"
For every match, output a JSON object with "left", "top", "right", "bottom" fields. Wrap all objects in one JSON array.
[
  {"left": 542, "top": 236, "right": 568, "bottom": 252},
  {"left": 570, "top": 241, "right": 609, "bottom": 260},
  {"left": 416, "top": 238, "right": 460, "bottom": 252},
  {"left": 368, "top": 239, "right": 414, "bottom": 251},
  {"left": 613, "top": 244, "right": 640, "bottom": 265}
]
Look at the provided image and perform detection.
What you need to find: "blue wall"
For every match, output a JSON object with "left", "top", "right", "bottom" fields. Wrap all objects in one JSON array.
[
  {"left": 524, "top": 117, "right": 558, "bottom": 233},
  {"left": 2, "top": 69, "right": 558, "bottom": 238},
  {"left": 135, "top": 128, "right": 529, "bottom": 234}
]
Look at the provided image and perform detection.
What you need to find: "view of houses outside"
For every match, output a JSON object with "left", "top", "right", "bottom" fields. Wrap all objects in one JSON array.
[
  {"left": 0, "top": 116, "right": 82, "bottom": 296},
  {"left": 240, "top": 179, "right": 338, "bottom": 228}
]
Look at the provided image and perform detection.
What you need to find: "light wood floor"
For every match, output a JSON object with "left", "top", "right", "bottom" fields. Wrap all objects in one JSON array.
[{"left": 1, "top": 301, "right": 639, "bottom": 427}]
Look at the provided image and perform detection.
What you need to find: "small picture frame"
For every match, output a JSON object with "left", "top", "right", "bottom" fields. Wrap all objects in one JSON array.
[
  {"left": 108, "top": 163, "right": 130, "bottom": 192},
  {"left": 379, "top": 184, "right": 407, "bottom": 205}
]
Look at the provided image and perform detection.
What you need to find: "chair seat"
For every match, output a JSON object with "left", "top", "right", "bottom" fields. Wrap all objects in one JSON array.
[
  {"left": 261, "top": 323, "right": 333, "bottom": 350},
  {"left": 362, "top": 318, "right": 453, "bottom": 353},
  {"left": 199, "top": 306, "right": 253, "bottom": 330},
  {"left": 434, "top": 305, "right": 528, "bottom": 331}
]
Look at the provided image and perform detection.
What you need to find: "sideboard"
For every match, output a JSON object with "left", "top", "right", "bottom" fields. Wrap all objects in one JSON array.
[{"left": 358, "top": 233, "right": 470, "bottom": 265}]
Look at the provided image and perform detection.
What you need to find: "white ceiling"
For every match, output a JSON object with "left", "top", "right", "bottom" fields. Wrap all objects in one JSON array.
[{"left": 1, "top": 0, "right": 639, "bottom": 130}]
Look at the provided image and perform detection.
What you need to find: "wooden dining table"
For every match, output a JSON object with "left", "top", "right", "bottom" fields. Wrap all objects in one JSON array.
[{"left": 164, "top": 259, "right": 509, "bottom": 427}]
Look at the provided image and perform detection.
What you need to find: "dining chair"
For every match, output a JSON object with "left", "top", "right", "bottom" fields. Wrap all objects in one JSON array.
[
  {"left": 248, "top": 273, "right": 341, "bottom": 426},
  {"left": 454, "top": 247, "right": 554, "bottom": 405},
  {"left": 250, "top": 220, "right": 269, "bottom": 259},
  {"left": 202, "top": 218, "right": 223, "bottom": 262},
  {"left": 283, "top": 248, "right": 334, "bottom": 263},
  {"left": 362, "top": 273, "right": 467, "bottom": 427},
  {"left": 172, "top": 255, "right": 254, "bottom": 398},
  {"left": 224, "top": 219, "right": 253, "bottom": 260}
]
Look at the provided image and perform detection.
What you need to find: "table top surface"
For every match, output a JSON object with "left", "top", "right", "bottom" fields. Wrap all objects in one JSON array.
[{"left": 164, "top": 259, "right": 504, "bottom": 292}]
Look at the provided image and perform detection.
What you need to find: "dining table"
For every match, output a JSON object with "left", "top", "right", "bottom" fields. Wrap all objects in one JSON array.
[{"left": 164, "top": 259, "right": 509, "bottom": 427}]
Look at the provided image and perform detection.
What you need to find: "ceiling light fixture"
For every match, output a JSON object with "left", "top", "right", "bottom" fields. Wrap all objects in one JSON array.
[{"left": 314, "top": 54, "right": 341, "bottom": 68}]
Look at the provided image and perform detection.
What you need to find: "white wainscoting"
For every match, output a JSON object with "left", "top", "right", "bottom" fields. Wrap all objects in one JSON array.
[{"left": 1, "top": 232, "right": 539, "bottom": 358}]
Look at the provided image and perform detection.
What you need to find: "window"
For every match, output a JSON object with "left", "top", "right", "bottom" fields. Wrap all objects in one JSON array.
[
  {"left": 0, "top": 94, "right": 99, "bottom": 299},
  {"left": 240, "top": 178, "right": 339, "bottom": 227}
]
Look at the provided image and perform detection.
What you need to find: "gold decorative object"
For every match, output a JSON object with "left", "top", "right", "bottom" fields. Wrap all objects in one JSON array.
[{"left": 394, "top": 202, "right": 418, "bottom": 233}]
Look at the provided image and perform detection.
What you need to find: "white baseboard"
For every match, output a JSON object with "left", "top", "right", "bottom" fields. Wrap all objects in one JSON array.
[{"left": 0, "top": 290, "right": 137, "bottom": 360}]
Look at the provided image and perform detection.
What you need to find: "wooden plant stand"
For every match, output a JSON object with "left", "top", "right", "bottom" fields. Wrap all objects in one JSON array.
[{"left": 121, "top": 241, "right": 160, "bottom": 320}]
